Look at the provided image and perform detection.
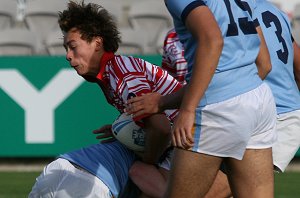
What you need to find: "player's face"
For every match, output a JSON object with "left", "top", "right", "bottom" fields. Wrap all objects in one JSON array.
[{"left": 63, "top": 28, "right": 102, "bottom": 77}]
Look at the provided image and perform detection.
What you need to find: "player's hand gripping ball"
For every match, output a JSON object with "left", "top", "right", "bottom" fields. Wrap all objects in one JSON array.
[{"left": 112, "top": 113, "right": 145, "bottom": 152}]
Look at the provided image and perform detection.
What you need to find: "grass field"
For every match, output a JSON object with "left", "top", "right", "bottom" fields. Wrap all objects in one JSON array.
[
  {"left": 0, "top": 171, "right": 40, "bottom": 198},
  {"left": 0, "top": 171, "right": 299, "bottom": 198}
]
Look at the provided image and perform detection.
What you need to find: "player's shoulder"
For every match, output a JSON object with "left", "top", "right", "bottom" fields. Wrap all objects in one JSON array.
[
  {"left": 164, "top": 28, "right": 181, "bottom": 45},
  {"left": 166, "top": 28, "right": 177, "bottom": 37},
  {"left": 112, "top": 54, "right": 156, "bottom": 73},
  {"left": 166, "top": 0, "right": 204, "bottom": 15},
  {"left": 255, "top": 1, "right": 291, "bottom": 30},
  {"left": 114, "top": 54, "right": 143, "bottom": 64}
]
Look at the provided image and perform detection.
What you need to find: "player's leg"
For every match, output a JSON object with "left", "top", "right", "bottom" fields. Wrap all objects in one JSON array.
[
  {"left": 118, "top": 178, "right": 141, "bottom": 198},
  {"left": 164, "top": 148, "right": 223, "bottom": 198},
  {"left": 29, "top": 158, "right": 67, "bottom": 198},
  {"left": 226, "top": 83, "right": 276, "bottom": 198},
  {"left": 140, "top": 194, "right": 155, "bottom": 198},
  {"left": 30, "top": 158, "right": 97, "bottom": 198},
  {"left": 204, "top": 170, "right": 231, "bottom": 198},
  {"left": 29, "top": 158, "right": 113, "bottom": 198},
  {"left": 226, "top": 148, "right": 274, "bottom": 198},
  {"left": 129, "top": 161, "right": 169, "bottom": 198},
  {"left": 162, "top": 85, "right": 258, "bottom": 198},
  {"left": 273, "top": 110, "right": 300, "bottom": 172},
  {"left": 54, "top": 164, "right": 113, "bottom": 198}
]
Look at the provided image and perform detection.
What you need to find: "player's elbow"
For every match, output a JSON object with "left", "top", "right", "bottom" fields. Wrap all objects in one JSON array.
[
  {"left": 205, "top": 33, "right": 223, "bottom": 56},
  {"left": 266, "top": 62, "right": 272, "bottom": 74},
  {"left": 214, "top": 34, "right": 224, "bottom": 50}
]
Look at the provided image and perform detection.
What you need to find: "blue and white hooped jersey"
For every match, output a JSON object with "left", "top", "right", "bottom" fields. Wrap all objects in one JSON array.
[
  {"left": 253, "top": 0, "right": 300, "bottom": 114},
  {"left": 165, "top": 0, "right": 263, "bottom": 107},
  {"left": 59, "top": 141, "right": 136, "bottom": 198}
]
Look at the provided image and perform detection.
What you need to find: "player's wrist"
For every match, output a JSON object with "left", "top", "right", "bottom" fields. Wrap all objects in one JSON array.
[{"left": 158, "top": 94, "right": 166, "bottom": 112}]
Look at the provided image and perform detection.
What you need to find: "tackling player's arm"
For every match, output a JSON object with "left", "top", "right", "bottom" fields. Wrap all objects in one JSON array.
[
  {"left": 128, "top": 92, "right": 174, "bottom": 164},
  {"left": 123, "top": 65, "right": 179, "bottom": 164},
  {"left": 142, "top": 114, "right": 172, "bottom": 164},
  {"left": 293, "top": 40, "right": 300, "bottom": 90},
  {"left": 125, "top": 86, "right": 186, "bottom": 118}
]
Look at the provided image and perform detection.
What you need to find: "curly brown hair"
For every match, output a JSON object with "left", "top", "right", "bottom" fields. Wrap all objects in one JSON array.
[{"left": 58, "top": 1, "right": 121, "bottom": 52}]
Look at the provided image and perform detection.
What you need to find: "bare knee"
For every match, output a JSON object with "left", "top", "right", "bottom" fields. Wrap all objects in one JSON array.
[
  {"left": 129, "top": 161, "right": 167, "bottom": 198},
  {"left": 205, "top": 170, "right": 232, "bottom": 198},
  {"left": 129, "top": 161, "right": 145, "bottom": 180}
]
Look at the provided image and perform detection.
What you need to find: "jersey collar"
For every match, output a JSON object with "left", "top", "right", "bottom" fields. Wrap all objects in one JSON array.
[{"left": 96, "top": 51, "right": 115, "bottom": 80}]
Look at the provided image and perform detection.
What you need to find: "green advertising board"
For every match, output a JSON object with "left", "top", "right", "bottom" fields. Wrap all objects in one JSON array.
[
  {"left": 0, "top": 55, "right": 162, "bottom": 157},
  {"left": 0, "top": 55, "right": 299, "bottom": 157}
]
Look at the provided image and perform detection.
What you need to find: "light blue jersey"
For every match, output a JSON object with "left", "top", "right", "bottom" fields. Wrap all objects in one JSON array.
[
  {"left": 165, "top": 0, "right": 263, "bottom": 106},
  {"left": 60, "top": 141, "right": 136, "bottom": 198},
  {"left": 253, "top": 0, "right": 300, "bottom": 114}
]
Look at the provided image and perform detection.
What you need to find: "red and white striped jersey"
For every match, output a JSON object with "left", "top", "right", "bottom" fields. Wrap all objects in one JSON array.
[
  {"left": 161, "top": 29, "right": 187, "bottom": 85},
  {"left": 96, "top": 52, "right": 182, "bottom": 122}
]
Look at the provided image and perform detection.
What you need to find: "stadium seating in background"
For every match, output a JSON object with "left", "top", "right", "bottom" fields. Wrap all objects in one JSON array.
[
  {"left": 292, "top": 3, "right": 300, "bottom": 29},
  {"left": 0, "top": 0, "right": 178, "bottom": 56},
  {"left": 293, "top": 26, "right": 300, "bottom": 44},
  {"left": 118, "top": 27, "right": 149, "bottom": 55},
  {"left": 23, "top": 0, "right": 68, "bottom": 45},
  {"left": 45, "top": 29, "right": 65, "bottom": 56},
  {"left": 0, "top": 0, "right": 18, "bottom": 29},
  {"left": 127, "top": 1, "right": 172, "bottom": 53},
  {"left": 83, "top": 0, "right": 125, "bottom": 27},
  {"left": 292, "top": 3, "right": 300, "bottom": 45},
  {"left": 0, "top": 28, "right": 39, "bottom": 55}
]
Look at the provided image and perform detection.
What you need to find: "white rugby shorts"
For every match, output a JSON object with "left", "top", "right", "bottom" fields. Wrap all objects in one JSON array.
[
  {"left": 159, "top": 150, "right": 173, "bottom": 171},
  {"left": 273, "top": 110, "right": 300, "bottom": 172},
  {"left": 160, "top": 110, "right": 300, "bottom": 172},
  {"left": 28, "top": 158, "right": 112, "bottom": 198},
  {"left": 190, "top": 83, "right": 277, "bottom": 160}
]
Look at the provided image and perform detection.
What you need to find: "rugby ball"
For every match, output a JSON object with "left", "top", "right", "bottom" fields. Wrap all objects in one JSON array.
[{"left": 112, "top": 113, "right": 145, "bottom": 152}]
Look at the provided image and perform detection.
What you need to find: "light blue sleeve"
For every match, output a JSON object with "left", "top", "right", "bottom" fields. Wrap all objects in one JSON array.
[{"left": 165, "top": 0, "right": 206, "bottom": 23}]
